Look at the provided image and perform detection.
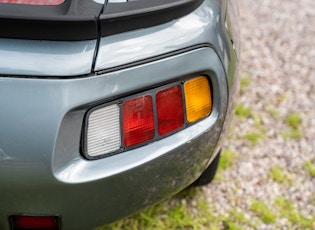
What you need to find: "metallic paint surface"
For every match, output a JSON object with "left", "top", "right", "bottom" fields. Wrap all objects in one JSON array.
[
  {"left": 95, "top": 0, "right": 230, "bottom": 72},
  {"left": 0, "top": 39, "right": 96, "bottom": 76},
  {"left": 0, "top": 0, "right": 239, "bottom": 229},
  {"left": 0, "top": 48, "right": 228, "bottom": 229},
  {"left": 53, "top": 48, "right": 227, "bottom": 183}
]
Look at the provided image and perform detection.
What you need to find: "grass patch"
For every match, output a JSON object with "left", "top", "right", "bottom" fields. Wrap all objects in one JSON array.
[
  {"left": 253, "top": 115, "right": 263, "bottom": 129},
  {"left": 100, "top": 186, "right": 257, "bottom": 230},
  {"left": 235, "top": 104, "right": 252, "bottom": 120},
  {"left": 244, "top": 131, "right": 265, "bottom": 145},
  {"left": 239, "top": 113, "right": 265, "bottom": 145},
  {"left": 217, "top": 149, "right": 237, "bottom": 171},
  {"left": 101, "top": 201, "right": 199, "bottom": 230},
  {"left": 276, "top": 93, "right": 288, "bottom": 105},
  {"left": 240, "top": 74, "right": 251, "bottom": 89},
  {"left": 286, "top": 114, "right": 302, "bottom": 129},
  {"left": 267, "top": 107, "right": 279, "bottom": 118},
  {"left": 304, "top": 160, "right": 315, "bottom": 177},
  {"left": 101, "top": 189, "right": 215, "bottom": 230},
  {"left": 269, "top": 165, "right": 291, "bottom": 184},
  {"left": 282, "top": 113, "right": 303, "bottom": 140},
  {"left": 220, "top": 208, "right": 259, "bottom": 230},
  {"left": 275, "top": 197, "right": 315, "bottom": 229},
  {"left": 226, "top": 208, "right": 258, "bottom": 228},
  {"left": 214, "top": 149, "right": 238, "bottom": 181},
  {"left": 282, "top": 129, "right": 302, "bottom": 140},
  {"left": 229, "top": 209, "right": 247, "bottom": 224},
  {"left": 222, "top": 221, "right": 243, "bottom": 230},
  {"left": 102, "top": 188, "right": 259, "bottom": 230},
  {"left": 250, "top": 200, "right": 276, "bottom": 224}
]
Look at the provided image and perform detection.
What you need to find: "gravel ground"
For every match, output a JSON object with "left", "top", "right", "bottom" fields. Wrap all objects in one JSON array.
[{"left": 203, "top": 0, "right": 315, "bottom": 229}]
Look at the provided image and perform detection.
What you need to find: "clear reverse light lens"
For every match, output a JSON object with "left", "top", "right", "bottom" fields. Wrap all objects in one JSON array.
[{"left": 87, "top": 104, "right": 121, "bottom": 157}]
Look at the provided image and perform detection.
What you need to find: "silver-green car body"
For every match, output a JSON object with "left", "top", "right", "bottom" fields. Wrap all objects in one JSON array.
[{"left": 0, "top": 0, "right": 240, "bottom": 229}]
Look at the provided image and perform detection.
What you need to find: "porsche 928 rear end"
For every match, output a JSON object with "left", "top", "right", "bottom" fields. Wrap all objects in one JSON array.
[{"left": 0, "top": 0, "right": 240, "bottom": 229}]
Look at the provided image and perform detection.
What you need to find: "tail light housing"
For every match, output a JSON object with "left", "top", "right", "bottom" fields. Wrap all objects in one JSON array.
[{"left": 83, "top": 75, "right": 213, "bottom": 159}]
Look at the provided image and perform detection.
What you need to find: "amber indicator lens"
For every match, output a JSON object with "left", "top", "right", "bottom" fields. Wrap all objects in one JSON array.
[
  {"left": 123, "top": 95, "right": 155, "bottom": 147},
  {"left": 184, "top": 76, "right": 212, "bottom": 123}
]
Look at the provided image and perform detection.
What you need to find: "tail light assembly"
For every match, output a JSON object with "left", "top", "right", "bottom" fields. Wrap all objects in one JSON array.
[{"left": 83, "top": 75, "right": 213, "bottom": 159}]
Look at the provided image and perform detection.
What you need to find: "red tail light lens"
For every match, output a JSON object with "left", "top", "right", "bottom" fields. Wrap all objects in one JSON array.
[
  {"left": 123, "top": 95, "right": 155, "bottom": 147},
  {"left": 10, "top": 215, "right": 61, "bottom": 230},
  {"left": 156, "top": 85, "right": 184, "bottom": 135},
  {"left": 0, "top": 0, "right": 65, "bottom": 5}
]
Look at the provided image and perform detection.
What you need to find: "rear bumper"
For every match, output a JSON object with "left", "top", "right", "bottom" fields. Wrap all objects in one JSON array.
[
  {"left": 0, "top": 47, "right": 228, "bottom": 230},
  {"left": 0, "top": 0, "right": 240, "bottom": 228}
]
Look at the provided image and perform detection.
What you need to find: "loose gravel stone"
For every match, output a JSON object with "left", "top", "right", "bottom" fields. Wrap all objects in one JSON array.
[{"left": 202, "top": 0, "right": 315, "bottom": 229}]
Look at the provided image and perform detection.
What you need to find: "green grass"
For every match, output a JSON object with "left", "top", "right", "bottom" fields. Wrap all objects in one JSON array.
[
  {"left": 244, "top": 131, "right": 265, "bottom": 144},
  {"left": 100, "top": 189, "right": 211, "bottom": 230},
  {"left": 220, "top": 207, "right": 260, "bottom": 230},
  {"left": 286, "top": 113, "right": 302, "bottom": 129},
  {"left": 269, "top": 165, "right": 291, "bottom": 184},
  {"left": 276, "top": 93, "right": 288, "bottom": 105},
  {"left": 217, "top": 149, "right": 237, "bottom": 171},
  {"left": 100, "top": 200, "right": 197, "bottom": 230},
  {"left": 101, "top": 193, "right": 314, "bottom": 230},
  {"left": 275, "top": 197, "right": 315, "bottom": 229},
  {"left": 235, "top": 104, "right": 252, "bottom": 120},
  {"left": 100, "top": 189, "right": 227, "bottom": 230},
  {"left": 222, "top": 221, "right": 243, "bottom": 230},
  {"left": 304, "top": 160, "right": 315, "bottom": 177},
  {"left": 282, "top": 113, "right": 303, "bottom": 140},
  {"left": 282, "top": 129, "right": 302, "bottom": 140},
  {"left": 214, "top": 149, "right": 238, "bottom": 181},
  {"left": 242, "top": 114, "right": 266, "bottom": 145},
  {"left": 240, "top": 74, "right": 251, "bottom": 89},
  {"left": 235, "top": 104, "right": 266, "bottom": 145},
  {"left": 250, "top": 200, "right": 276, "bottom": 224},
  {"left": 267, "top": 107, "right": 279, "bottom": 118},
  {"left": 253, "top": 115, "right": 263, "bottom": 129}
]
